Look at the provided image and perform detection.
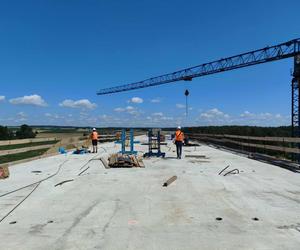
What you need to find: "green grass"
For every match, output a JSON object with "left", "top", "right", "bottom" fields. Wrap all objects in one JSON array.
[
  {"left": 0, "top": 140, "right": 59, "bottom": 150},
  {"left": 0, "top": 148, "right": 50, "bottom": 164}
]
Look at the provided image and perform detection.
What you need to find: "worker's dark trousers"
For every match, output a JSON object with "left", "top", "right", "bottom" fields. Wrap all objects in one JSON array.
[
  {"left": 92, "top": 140, "right": 98, "bottom": 153},
  {"left": 175, "top": 141, "right": 183, "bottom": 159}
]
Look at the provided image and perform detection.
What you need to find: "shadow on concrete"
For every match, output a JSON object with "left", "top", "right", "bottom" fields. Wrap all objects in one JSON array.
[{"left": 249, "top": 153, "right": 300, "bottom": 173}]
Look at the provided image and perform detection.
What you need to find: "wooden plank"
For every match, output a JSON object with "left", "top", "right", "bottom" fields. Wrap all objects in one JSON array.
[
  {"left": 130, "top": 155, "right": 140, "bottom": 167},
  {"left": 108, "top": 154, "right": 117, "bottom": 166},
  {"left": 100, "top": 157, "right": 110, "bottom": 169},
  {"left": 137, "top": 156, "right": 145, "bottom": 168}
]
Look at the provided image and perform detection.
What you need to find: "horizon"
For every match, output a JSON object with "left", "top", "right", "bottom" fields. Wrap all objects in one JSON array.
[{"left": 2, "top": 124, "right": 293, "bottom": 129}]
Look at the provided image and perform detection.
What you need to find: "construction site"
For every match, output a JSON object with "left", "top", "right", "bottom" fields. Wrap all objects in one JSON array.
[
  {"left": 0, "top": 35, "right": 300, "bottom": 249},
  {"left": 0, "top": 129, "right": 300, "bottom": 249},
  {"left": 1, "top": 1, "right": 300, "bottom": 249},
  {"left": 0, "top": 35, "right": 300, "bottom": 248}
]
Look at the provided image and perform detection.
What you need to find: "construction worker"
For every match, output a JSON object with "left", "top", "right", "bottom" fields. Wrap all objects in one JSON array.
[
  {"left": 90, "top": 128, "right": 98, "bottom": 153},
  {"left": 174, "top": 126, "right": 184, "bottom": 159}
]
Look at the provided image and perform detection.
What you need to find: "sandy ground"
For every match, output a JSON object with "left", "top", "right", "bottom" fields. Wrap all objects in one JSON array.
[
  {"left": 36, "top": 132, "right": 84, "bottom": 139},
  {"left": 0, "top": 136, "right": 300, "bottom": 250}
]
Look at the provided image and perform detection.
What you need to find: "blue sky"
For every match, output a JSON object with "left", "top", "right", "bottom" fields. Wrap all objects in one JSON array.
[{"left": 0, "top": 0, "right": 299, "bottom": 127}]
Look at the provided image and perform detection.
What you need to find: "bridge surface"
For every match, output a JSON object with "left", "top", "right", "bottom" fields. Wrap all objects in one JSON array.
[{"left": 1, "top": 136, "right": 300, "bottom": 250}]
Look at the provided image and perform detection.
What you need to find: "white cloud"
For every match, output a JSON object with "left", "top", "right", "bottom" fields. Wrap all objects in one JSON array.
[
  {"left": 54, "top": 114, "right": 62, "bottom": 119},
  {"left": 17, "top": 117, "right": 27, "bottom": 122},
  {"left": 199, "top": 108, "right": 230, "bottom": 124},
  {"left": 238, "top": 111, "right": 287, "bottom": 125},
  {"left": 100, "top": 114, "right": 108, "bottom": 119},
  {"left": 15, "top": 112, "right": 28, "bottom": 122},
  {"left": 152, "top": 112, "right": 163, "bottom": 116},
  {"left": 126, "top": 106, "right": 134, "bottom": 111},
  {"left": 161, "top": 116, "right": 174, "bottom": 121},
  {"left": 240, "top": 111, "right": 267, "bottom": 119},
  {"left": 0, "top": 96, "right": 5, "bottom": 102},
  {"left": 240, "top": 111, "right": 254, "bottom": 117},
  {"left": 150, "top": 98, "right": 161, "bottom": 103},
  {"left": 114, "top": 106, "right": 136, "bottom": 112},
  {"left": 128, "top": 110, "right": 139, "bottom": 115},
  {"left": 79, "top": 112, "right": 88, "bottom": 117},
  {"left": 17, "top": 112, "right": 27, "bottom": 118},
  {"left": 176, "top": 104, "right": 185, "bottom": 109},
  {"left": 113, "top": 105, "right": 143, "bottom": 116},
  {"left": 114, "top": 107, "right": 125, "bottom": 112},
  {"left": 44, "top": 113, "right": 63, "bottom": 119},
  {"left": 59, "top": 99, "right": 97, "bottom": 110},
  {"left": 197, "top": 109, "right": 289, "bottom": 126},
  {"left": 129, "top": 97, "right": 143, "bottom": 104},
  {"left": 10, "top": 94, "right": 47, "bottom": 107}
]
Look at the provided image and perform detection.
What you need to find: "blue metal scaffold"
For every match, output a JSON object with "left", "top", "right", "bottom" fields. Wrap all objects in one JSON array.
[
  {"left": 143, "top": 129, "right": 165, "bottom": 158},
  {"left": 115, "top": 128, "right": 139, "bottom": 155}
]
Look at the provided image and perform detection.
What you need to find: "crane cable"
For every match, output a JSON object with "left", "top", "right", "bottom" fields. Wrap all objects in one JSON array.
[{"left": 185, "top": 89, "right": 189, "bottom": 118}]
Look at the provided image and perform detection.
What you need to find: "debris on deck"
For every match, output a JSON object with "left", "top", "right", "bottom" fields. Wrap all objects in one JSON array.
[
  {"left": 185, "top": 154, "right": 207, "bottom": 158},
  {"left": 0, "top": 164, "right": 9, "bottom": 179},
  {"left": 163, "top": 175, "right": 177, "bottom": 187},
  {"left": 54, "top": 179, "right": 74, "bottom": 187},
  {"left": 73, "top": 147, "right": 90, "bottom": 154},
  {"left": 108, "top": 153, "right": 145, "bottom": 168}
]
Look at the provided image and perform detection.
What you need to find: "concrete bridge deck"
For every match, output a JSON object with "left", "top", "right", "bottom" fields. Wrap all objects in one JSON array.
[{"left": 1, "top": 136, "right": 300, "bottom": 250}]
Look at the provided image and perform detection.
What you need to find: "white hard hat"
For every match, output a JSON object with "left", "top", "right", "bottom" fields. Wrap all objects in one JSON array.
[
  {"left": 177, "top": 126, "right": 181, "bottom": 130},
  {"left": 93, "top": 128, "right": 96, "bottom": 131}
]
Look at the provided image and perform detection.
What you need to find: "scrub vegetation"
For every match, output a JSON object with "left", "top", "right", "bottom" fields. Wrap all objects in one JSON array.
[
  {"left": 0, "top": 140, "right": 58, "bottom": 151},
  {"left": 0, "top": 148, "right": 49, "bottom": 164},
  {"left": 0, "top": 124, "right": 37, "bottom": 140}
]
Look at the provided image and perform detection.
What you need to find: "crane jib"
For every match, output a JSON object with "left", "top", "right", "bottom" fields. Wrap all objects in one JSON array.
[{"left": 97, "top": 38, "right": 300, "bottom": 95}]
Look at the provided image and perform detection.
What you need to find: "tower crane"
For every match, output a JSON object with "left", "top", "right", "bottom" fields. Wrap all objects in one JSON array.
[{"left": 97, "top": 39, "right": 300, "bottom": 136}]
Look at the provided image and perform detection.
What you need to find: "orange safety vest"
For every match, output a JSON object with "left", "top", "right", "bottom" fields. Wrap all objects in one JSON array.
[
  {"left": 175, "top": 130, "right": 184, "bottom": 142},
  {"left": 91, "top": 131, "right": 98, "bottom": 140}
]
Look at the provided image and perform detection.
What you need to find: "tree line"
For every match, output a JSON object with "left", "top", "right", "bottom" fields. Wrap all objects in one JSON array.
[
  {"left": 183, "top": 126, "right": 292, "bottom": 137},
  {"left": 0, "top": 124, "right": 37, "bottom": 140}
]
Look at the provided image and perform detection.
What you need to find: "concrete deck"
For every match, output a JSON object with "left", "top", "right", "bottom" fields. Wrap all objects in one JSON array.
[{"left": 1, "top": 136, "right": 300, "bottom": 250}]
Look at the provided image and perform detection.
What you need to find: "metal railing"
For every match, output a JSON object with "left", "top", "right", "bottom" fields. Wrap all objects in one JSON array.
[{"left": 188, "top": 133, "right": 300, "bottom": 155}]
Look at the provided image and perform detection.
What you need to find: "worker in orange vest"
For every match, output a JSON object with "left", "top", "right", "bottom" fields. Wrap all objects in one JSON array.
[
  {"left": 174, "top": 126, "right": 184, "bottom": 159},
  {"left": 90, "top": 128, "right": 99, "bottom": 153}
]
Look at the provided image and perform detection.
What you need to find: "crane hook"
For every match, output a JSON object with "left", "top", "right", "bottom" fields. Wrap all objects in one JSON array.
[{"left": 184, "top": 89, "right": 189, "bottom": 117}]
